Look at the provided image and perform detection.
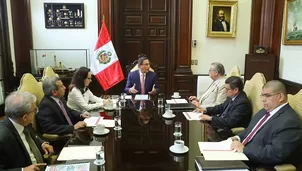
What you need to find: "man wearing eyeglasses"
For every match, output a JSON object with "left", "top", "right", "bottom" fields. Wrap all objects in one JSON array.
[
  {"left": 124, "top": 54, "right": 160, "bottom": 95},
  {"left": 228, "top": 80, "right": 302, "bottom": 168},
  {"left": 195, "top": 76, "right": 252, "bottom": 140}
]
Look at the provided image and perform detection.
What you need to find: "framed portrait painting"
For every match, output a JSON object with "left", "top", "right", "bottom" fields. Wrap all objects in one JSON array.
[
  {"left": 282, "top": 0, "right": 302, "bottom": 45},
  {"left": 207, "top": 0, "right": 238, "bottom": 38}
]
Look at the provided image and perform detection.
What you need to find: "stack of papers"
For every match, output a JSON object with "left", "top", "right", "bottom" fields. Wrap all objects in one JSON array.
[
  {"left": 57, "top": 146, "right": 102, "bottom": 161},
  {"left": 134, "top": 94, "right": 149, "bottom": 100},
  {"left": 198, "top": 140, "right": 249, "bottom": 161},
  {"left": 45, "top": 162, "right": 90, "bottom": 171},
  {"left": 183, "top": 112, "right": 202, "bottom": 120},
  {"left": 166, "top": 99, "right": 188, "bottom": 104}
]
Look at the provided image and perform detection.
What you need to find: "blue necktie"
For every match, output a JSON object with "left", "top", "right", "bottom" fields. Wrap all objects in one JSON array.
[{"left": 220, "top": 100, "right": 234, "bottom": 118}]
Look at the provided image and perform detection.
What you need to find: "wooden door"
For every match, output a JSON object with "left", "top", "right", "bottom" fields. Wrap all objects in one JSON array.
[{"left": 114, "top": 0, "right": 172, "bottom": 95}]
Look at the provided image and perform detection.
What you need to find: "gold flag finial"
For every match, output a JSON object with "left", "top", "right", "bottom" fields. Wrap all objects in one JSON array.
[{"left": 102, "top": 15, "right": 105, "bottom": 23}]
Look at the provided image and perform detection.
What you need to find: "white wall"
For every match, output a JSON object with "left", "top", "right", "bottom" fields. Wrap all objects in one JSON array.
[
  {"left": 30, "top": 0, "right": 98, "bottom": 70},
  {"left": 191, "top": 0, "right": 252, "bottom": 75}
]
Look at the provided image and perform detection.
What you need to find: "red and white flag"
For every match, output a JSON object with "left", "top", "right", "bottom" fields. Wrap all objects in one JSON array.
[{"left": 90, "top": 22, "right": 124, "bottom": 91}]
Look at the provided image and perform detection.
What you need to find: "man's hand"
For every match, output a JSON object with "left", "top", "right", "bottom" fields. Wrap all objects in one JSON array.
[
  {"left": 42, "top": 143, "right": 54, "bottom": 155},
  {"left": 148, "top": 84, "right": 157, "bottom": 95},
  {"left": 189, "top": 96, "right": 197, "bottom": 101},
  {"left": 191, "top": 100, "right": 201, "bottom": 107},
  {"left": 24, "top": 163, "right": 46, "bottom": 171},
  {"left": 200, "top": 114, "right": 211, "bottom": 121},
  {"left": 193, "top": 107, "right": 206, "bottom": 113},
  {"left": 231, "top": 140, "right": 245, "bottom": 152},
  {"left": 74, "top": 121, "right": 86, "bottom": 130},
  {"left": 129, "top": 83, "right": 138, "bottom": 94},
  {"left": 230, "top": 136, "right": 239, "bottom": 141},
  {"left": 81, "top": 112, "right": 91, "bottom": 118}
]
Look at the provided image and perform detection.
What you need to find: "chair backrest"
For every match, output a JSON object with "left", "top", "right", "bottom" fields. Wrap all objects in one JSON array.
[
  {"left": 288, "top": 90, "right": 302, "bottom": 120},
  {"left": 18, "top": 73, "right": 45, "bottom": 131},
  {"left": 243, "top": 73, "right": 266, "bottom": 115},
  {"left": 226, "top": 66, "right": 240, "bottom": 77},
  {"left": 41, "top": 67, "right": 59, "bottom": 81}
]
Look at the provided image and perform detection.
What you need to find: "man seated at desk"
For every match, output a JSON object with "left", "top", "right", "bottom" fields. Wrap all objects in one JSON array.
[
  {"left": 195, "top": 76, "right": 252, "bottom": 140},
  {"left": 0, "top": 91, "right": 54, "bottom": 171},
  {"left": 124, "top": 54, "right": 159, "bottom": 95},
  {"left": 189, "top": 62, "right": 227, "bottom": 108},
  {"left": 37, "top": 76, "right": 90, "bottom": 135},
  {"left": 230, "top": 80, "right": 302, "bottom": 169}
]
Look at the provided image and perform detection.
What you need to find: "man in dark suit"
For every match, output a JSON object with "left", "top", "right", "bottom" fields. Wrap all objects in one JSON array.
[
  {"left": 195, "top": 76, "right": 252, "bottom": 140},
  {"left": 124, "top": 54, "right": 160, "bottom": 95},
  {"left": 230, "top": 80, "right": 302, "bottom": 168},
  {"left": 0, "top": 91, "right": 54, "bottom": 171},
  {"left": 212, "top": 9, "right": 230, "bottom": 32},
  {"left": 37, "top": 76, "right": 90, "bottom": 136}
]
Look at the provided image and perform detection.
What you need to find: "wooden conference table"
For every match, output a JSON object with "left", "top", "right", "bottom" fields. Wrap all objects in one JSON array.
[{"left": 55, "top": 96, "right": 194, "bottom": 171}]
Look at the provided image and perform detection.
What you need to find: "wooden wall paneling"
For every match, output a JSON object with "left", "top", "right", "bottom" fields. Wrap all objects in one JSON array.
[
  {"left": 11, "top": 0, "right": 32, "bottom": 77},
  {"left": 248, "top": 0, "right": 262, "bottom": 54},
  {"left": 259, "top": 0, "right": 275, "bottom": 49}
]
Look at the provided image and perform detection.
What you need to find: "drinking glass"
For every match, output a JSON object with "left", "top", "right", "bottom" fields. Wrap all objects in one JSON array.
[
  {"left": 120, "top": 93, "right": 126, "bottom": 102},
  {"left": 114, "top": 115, "right": 122, "bottom": 130},
  {"left": 174, "top": 121, "right": 182, "bottom": 137}
]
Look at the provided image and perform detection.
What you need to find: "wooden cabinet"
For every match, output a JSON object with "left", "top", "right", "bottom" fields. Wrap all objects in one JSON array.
[{"left": 244, "top": 54, "right": 277, "bottom": 81}]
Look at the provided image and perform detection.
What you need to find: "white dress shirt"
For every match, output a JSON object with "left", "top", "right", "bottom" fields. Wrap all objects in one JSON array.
[
  {"left": 9, "top": 118, "right": 37, "bottom": 164},
  {"left": 67, "top": 88, "right": 104, "bottom": 111},
  {"left": 221, "top": 20, "right": 227, "bottom": 32}
]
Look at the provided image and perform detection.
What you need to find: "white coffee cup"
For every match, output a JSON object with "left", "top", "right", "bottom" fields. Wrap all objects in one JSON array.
[
  {"left": 106, "top": 101, "right": 114, "bottom": 109},
  {"left": 173, "top": 92, "right": 180, "bottom": 97},
  {"left": 94, "top": 124, "right": 105, "bottom": 133},
  {"left": 174, "top": 140, "right": 185, "bottom": 151},
  {"left": 164, "top": 109, "right": 173, "bottom": 117}
]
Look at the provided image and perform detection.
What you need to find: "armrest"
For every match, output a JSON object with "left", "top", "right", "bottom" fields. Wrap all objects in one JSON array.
[
  {"left": 42, "top": 133, "right": 72, "bottom": 141},
  {"left": 274, "top": 164, "right": 296, "bottom": 171},
  {"left": 231, "top": 127, "right": 245, "bottom": 135}
]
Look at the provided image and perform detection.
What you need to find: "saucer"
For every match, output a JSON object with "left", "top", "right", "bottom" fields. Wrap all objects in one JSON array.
[
  {"left": 173, "top": 132, "right": 182, "bottom": 137},
  {"left": 162, "top": 113, "right": 176, "bottom": 119},
  {"left": 169, "top": 145, "right": 189, "bottom": 154},
  {"left": 171, "top": 95, "right": 181, "bottom": 98},
  {"left": 93, "top": 128, "right": 110, "bottom": 135}
]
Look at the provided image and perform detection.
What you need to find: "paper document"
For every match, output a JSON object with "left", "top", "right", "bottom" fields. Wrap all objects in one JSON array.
[
  {"left": 100, "top": 119, "right": 115, "bottom": 127},
  {"left": 84, "top": 117, "right": 103, "bottom": 127},
  {"left": 135, "top": 94, "right": 149, "bottom": 100},
  {"left": 198, "top": 139, "right": 234, "bottom": 152},
  {"left": 166, "top": 99, "right": 188, "bottom": 104},
  {"left": 57, "top": 146, "right": 102, "bottom": 161},
  {"left": 125, "top": 95, "right": 132, "bottom": 99},
  {"left": 202, "top": 151, "right": 249, "bottom": 161},
  {"left": 183, "top": 112, "right": 202, "bottom": 120},
  {"left": 45, "top": 162, "right": 90, "bottom": 171}
]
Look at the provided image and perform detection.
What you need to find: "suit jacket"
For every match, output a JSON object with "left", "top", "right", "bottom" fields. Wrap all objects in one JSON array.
[
  {"left": 37, "top": 96, "right": 83, "bottom": 135},
  {"left": 206, "top": 91, "right": 252, "bottom": 130},
  {"left": 124, "top": 70, "right": 160, "bottom": 94},
  {"left": 0, "top": 118, "right": 44, "bottom": 171},
  {"left": 212, "top": 19, "right": 230, "bottom": 32},
  {"left": 239, "top": 104, "right": 302, "bottom": 167},
  {"left": 199, "top": 77, "right": 227, "bottom": 108}
]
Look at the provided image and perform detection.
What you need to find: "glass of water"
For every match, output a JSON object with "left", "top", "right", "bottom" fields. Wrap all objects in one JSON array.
[
  {"left": 157, "top": 94, "right": 164, "bottom": 108},
  {"left": 120, "top": 93, "right": 126, "bottom": 102},
  {"left": 114, "top": 115, "right": 122, "bottom": 130},
  {"left": 174, "top": 121, "right": 182, "bottom": 137},
  {"left": 94, "top": 146, "right": 105, "bottom": 165}
]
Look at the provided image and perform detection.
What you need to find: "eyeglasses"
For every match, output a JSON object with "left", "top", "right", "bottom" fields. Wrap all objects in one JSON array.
[
  {"left": 225, "top": 87, "right": 233, "bottom": 91},
  {"left": 86, "top": 77, "right": 92, "bottom": 80},
  {"left": 260, "top": 93, "right": 279, "bottom": 98}
]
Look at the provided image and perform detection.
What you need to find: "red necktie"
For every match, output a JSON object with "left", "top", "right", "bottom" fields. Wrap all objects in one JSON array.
[
  {"left": 242, "top": 112, "right": 270, "bottom": 145},
  {"left": 140, "top": 73, "right": 145, "bottom": 94},
  {"left": 59, "top": 100, "right": 73, "bottom": 125}
]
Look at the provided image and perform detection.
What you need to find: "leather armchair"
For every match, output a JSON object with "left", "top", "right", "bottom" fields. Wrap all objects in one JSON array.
[{"left": 226, "top": 66, "right": 240, "bottom": 77}]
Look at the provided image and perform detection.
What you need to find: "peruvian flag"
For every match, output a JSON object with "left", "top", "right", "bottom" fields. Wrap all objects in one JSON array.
[{"left": 90, "top": 22, "right": 124, "bottom": 91}]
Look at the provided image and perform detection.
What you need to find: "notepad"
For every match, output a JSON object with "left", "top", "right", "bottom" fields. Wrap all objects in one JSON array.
[
  {"left": 134, "top": 94, "right": 149, "bottom": 100},
  {"left": 166, "top": 99, "right": 188, "bottom": 104},
  {"left": 84, "top": 117, "right": 103, "bottom": 127},
  {"left": 45, "top": 162, "right": 90, "bottom": 171},
  {"left": 57, "top": 146, "right": 102, "bottom": 161},
  {"left": 183, "top": 112, "right": 202, "bottom": 120},
  {"left": 198, "top": 140, "right": 233, "bottom": 152}
]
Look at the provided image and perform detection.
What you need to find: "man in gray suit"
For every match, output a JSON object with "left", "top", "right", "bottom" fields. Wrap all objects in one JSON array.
[
  {"left": 230, "top": 80, "right": 302, "bottom": 168},
  {"left": 189, "top": 62, "right": 227, "bottom": 108}
]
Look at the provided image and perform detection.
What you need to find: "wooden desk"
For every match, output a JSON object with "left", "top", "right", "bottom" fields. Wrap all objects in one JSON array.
[{"left": 56, "top": 98, "right": 190, "bottom": 171}]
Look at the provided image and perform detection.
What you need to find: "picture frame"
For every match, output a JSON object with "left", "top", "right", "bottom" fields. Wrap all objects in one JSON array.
[
  {"left": 207, "top": 0, "right": 238, "bottom": 38},
  {"left": 282, "top": 0, "right": 302, "bottom": 45}
]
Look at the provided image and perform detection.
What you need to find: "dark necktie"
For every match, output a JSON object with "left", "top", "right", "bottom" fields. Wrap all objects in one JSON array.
[
  {"left": 220, "top": 100, "right": 234, "bottom": 118},
  {"left": 140, "top": 73, "right": 145, "bottom": 94},
  {"left": 59, "top": 100, "right": 73, "bottom": 125},
  {"left": 23, "top": 128, "right": 44, "bottom": 163},
  {"left": 242, "top": 112, "right": 271, "bottom": 145}
]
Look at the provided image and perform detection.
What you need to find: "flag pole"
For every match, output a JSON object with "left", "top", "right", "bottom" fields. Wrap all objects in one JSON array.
[{"left": 102, "top": 14, "right": 105, "bottom": 23}]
